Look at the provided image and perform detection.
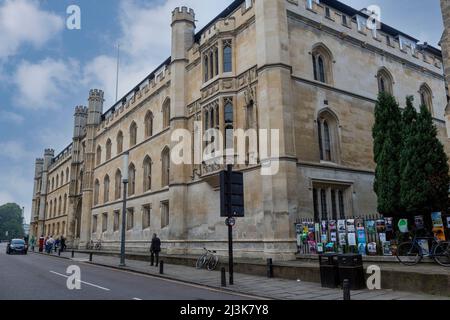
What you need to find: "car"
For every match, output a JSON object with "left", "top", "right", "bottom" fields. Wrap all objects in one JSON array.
[{"left": 6, "top": 239, "right": 28, "bottom": 255}]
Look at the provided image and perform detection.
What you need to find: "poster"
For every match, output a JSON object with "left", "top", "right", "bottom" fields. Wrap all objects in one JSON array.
[
  {"left": 447, "top": 217, "right": 450, "bottom": 228},
  {"left": 385, "top": 217, "right": 393, "bottom": 233},
  {"left": 321, "top": 221, "right": 328, "bottom": 233},
  {"left": 367, "top": 242, "right": 377, "bottom": 256},
  {"left": 346, "top": 219, "right": 355, "bottom": 233},
  {"left": 338, "top": 220, "right": 346, "bottom": 232},
  {"left": 339, "top": 233, "right": 347, "bottom": 245},
  {"left": 357, "top": 229, "right": 366, "bottom": 244},
  {"left": 356, "top": 218, "right": 365, "bottom": 231},
  {"left": 366, "top": 220, "right": 376, "bottom": 235},
  {"left": 382, "top": 241, "right": 392, "bottom": 256},
  {"left": 376, "top": 219, "right": 386, "bottom": 233},
  {"left": 317, "top": 243, "right": 324, "bottom": 253},
  {"left": 308, "top": 240, "right": 317, "bottom": 254},
  {"left": 414, "top": 216, "right": 424, "bottom": 230},
  {"left": 329, "top": 220, "right": 337, "bottom": 232},
  {"left": 330, "top": 232, "right": 337, "bottom": 243},
  {"left": 417, "top": 239, "right": 429, "bottom": 256},
  {"left": 358, "top": 243, "right": 367, "bottom": 255},
  {"left": 348, "top": 233, "right": 357, "bottom": 246},
  {"left": 379, "top": 233, "right": 387, "bottom": 243},
  {"left": 398, "top": 219, "right": 409, "bottom": 233},
  {"left": 321, "top": 234, "right": 328, "bottom": 243},
  {"left": 432, "top": 212, "right": 446, "bottom": 241}
]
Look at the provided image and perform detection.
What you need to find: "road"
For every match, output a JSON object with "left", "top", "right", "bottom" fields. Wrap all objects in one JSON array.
[{"left": 0, "top": 243, "right": 251, "bottom": 300}]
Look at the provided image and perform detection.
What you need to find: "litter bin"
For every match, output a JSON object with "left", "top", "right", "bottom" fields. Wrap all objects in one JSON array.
[
  {"left": 337, "top": 254, "right": 365, "bottom": 290},
  {"left": 319, "top": 253, "right": 340, "bottom": 288}
]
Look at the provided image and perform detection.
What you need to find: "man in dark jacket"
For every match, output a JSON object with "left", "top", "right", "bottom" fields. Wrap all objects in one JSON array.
[{"left": 150, "top": 234, "right": 161, "bottom": 267}]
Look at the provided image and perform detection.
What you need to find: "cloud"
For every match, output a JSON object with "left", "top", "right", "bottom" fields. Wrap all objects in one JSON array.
[
  {"left": 0, "top": 110, "right": 24, "bottom": 124},
  {"left": 12, "top": 58, "right": 81, "bottom": 109},
  {"left": 0, "top": 0, "right": 64, "bottom": 61},
  {"left": 0, "top": 140, "right": 33, "bottom": 161}
]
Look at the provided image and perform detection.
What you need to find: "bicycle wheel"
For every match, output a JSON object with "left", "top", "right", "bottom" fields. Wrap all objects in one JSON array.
[
  {"left": 196, "top": 254, "right": 207, "bottom": 269},
  {"left": 434, "top": 242, "right": 450, "bottom": 267},
  {"left": 206, "top": 255, "right": 219, "bottom": 271},
  {"left": 396, "top": 242, "right": 422, "bottom": 266}
]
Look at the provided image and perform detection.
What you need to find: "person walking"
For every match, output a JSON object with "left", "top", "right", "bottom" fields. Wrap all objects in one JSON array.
[
  {"left": 150, "top": 234, "right": 161, "bottom": 267},
  {"left": 38, "top": 235, "right": 44, "bottom": 253},
  {"left": 30, "top": 236, "right": 36, "bottom": 252},
  {"left": 60, "top": 235, "right": 66, "bottom": 253}
]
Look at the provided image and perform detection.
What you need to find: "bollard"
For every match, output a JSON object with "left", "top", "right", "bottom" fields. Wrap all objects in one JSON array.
[
  {"left": 267, "top": 258, "right": 274, "bottom": 278},
  {"left": 159, "top": 261, "right": 164, "bottom": 274},
  {"left": 58, "top": 249, "right": 61, "bottom": 256},
  {"left": 71, "top": 250, "right": 74, "bottom": 258},
  {"left": 343, "top": 279, "right": 351, "bottom": 301},
  {"left": 89, "top": 252, "right": 93, "bottom": 262},
  {"left": 221, "top": 267, "right": 227, "bottom": 287}
]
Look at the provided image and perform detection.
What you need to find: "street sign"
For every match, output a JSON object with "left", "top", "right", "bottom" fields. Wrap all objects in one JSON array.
[
  {"left": 220, "top": 170, "right": 245, "bottom": 218},
  {"left": 226, "top": 217, "right": 236, "bottom": 227}
]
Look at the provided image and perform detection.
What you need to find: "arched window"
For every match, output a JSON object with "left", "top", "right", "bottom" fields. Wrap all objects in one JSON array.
[
  {"left": 317, "top": 109, "right": 340, "bottom": 163},
  {"left": 214, "top": 47, "right": 219, "bottom": 76},
  {"left": 204, "top": 110, "right": 209, "bottom": 130},
  {"left": 128, "top": 163, "right": 136, "bottom": 196},
  {"left": 224, "top": 100, "right": 234, "bottom": 150},
  {"left": 204, "top": 55, "right": 209, "bottom": 82},
  {"left": 161, "top": 147, "right": 170, "bottom": 187},
  {"left": 117, "top": 131, "right": 124, "bottom": 154},
  {"left": 115, "top": 169, "right": 122, "bottom": 200},
  {"left": 145, "top": 111, "right": 154, "bottom": 138},
  {"left": 129, "top": 122, "right": 137, "bottom": 147},
  {"left": 419, "top": 84, "right": 433, "bottom": 115},
  {"left": 223, "top": 41, "right": 233, "bottom": 73},
  {"left": 66, "top": 168, "right": 69, "bottom": 183},
  {"left": 143, "top": 156, "right": 152, "bottom": 192},
  {"left": 63, "top": 194, "right": 67, "bottom": 214},
  {"left": 53, "top": 200, "right": 57, "bottom": 218},
  {"left": 48, "top": 200, "right": 52, "bottom": 218},
  {"left": 58, "top": 196, "right": 62, "bottom": 215},
  {"left": 377, "top": 68, "right": 394, "bottom": 95},
  {"left": 61, "top": 171, "right": 64, "bottom": 186},
  {"left": 209, "top": 50, "right": 214, "bottom": 79},
  {"left": 104, "top": 175, "right": 110, "bottom": 203},
  {"left": 94, "top": 179, "right": 100, "bottom": 206},
  {"left": 312, "top": 44, "right": 333, "bottom": 84},
  {"left": 52, "top": 177, "right": 54, "bottom": 191},
  {"left": 163, "top": 99, "right": 171, "bottom": 129},
  {"left": 96, "top": 146, "right": 102, "bottom": 165},
  {"left": 106, "top": 139, "right": 112, "bottom": 161}
]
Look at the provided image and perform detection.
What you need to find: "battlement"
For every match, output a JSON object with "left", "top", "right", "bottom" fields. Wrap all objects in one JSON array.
[
  {"left": 89, "top": 89, "right": 104, "bottom": 101},
  {"left": 44, "top": 149, "right": 55, "bottom": 157},
  {"left": 74, "top": 105, "right": 88, "bottom": 115},
  {"left": 35, "top": 158, "right": 44, "bottom": 164},
  {"left": 172, "top": 6, "right": 195, "bottom": 24}
]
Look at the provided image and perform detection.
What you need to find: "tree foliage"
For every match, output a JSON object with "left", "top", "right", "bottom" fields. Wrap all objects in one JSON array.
[{"left": 0, "top": 203, "right": 24, "bottom": 240}]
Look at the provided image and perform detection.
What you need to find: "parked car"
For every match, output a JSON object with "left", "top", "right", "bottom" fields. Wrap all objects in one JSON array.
[{"left": 6, "top": 239, "right": 28, "bottom": 255}]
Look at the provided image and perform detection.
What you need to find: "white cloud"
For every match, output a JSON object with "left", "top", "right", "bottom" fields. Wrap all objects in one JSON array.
[
  {"left": 0, "top": 140, "right": 33, "bottom": 161},
  {"left": 0, "top": 110, "right": 24, "bottom": 124},
  {"left": 0, "top": 0, "right": 64, "bottom": 61},
  {"left": 13, "top": 58, "right": 81, "bottom": 109}
]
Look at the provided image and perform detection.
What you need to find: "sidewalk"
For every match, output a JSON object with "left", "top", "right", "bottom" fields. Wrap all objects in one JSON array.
[{"left": 37, "top": 250, "right": 449, "bottom": 300}]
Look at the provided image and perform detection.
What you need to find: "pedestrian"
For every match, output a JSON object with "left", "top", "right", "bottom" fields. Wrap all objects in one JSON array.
[
  {"left": 60, "top": 235, "right": 66, "bottom": 253},
  {"left": 30, "top": 236, "right": 36, "bottom": 252},
  {"left": 150, "top": 234, "right": 161, "bottom": 267},
  {"left": 39, "top": 235, "right": 44, "bottom": 253}
]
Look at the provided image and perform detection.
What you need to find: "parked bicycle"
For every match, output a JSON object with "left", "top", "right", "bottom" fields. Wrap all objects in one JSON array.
[
  {"left": 86, "top": 239, "right": 102, "bottom": 251},
  {"left": 396, "top": 231, "right": 450, "bottom": 267},
  {"left": 196, "top": 247, "right": 219, "bottom": 271}
]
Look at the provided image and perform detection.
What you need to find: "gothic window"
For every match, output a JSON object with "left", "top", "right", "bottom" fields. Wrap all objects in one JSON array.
[
  {"left": 48, "top": 200, "right": 52, "bottom": 219},
  {"left": 64, "top": 194, "right": 67, "bottom": 214},
  {"left": 128, "top": 163, "right": 136, "bottom": 196},
  {"left": 204, "top": 110, "right": 209, "bottom": 130},
  {"left": 145, "top": 111, "right": 154, "bottom": 138},
  {"left": 163, "top": 98, "right": 171, "bottom": 129},
  {"left": 313, "top": 184, "right": 349, "bottom": 220},
  {"left": 209, "top": 50, "right": 214, "bottom": 79},
  {"left": 53, "top": 200, "right": 57, "bottom": 217},
  {"left": 214, "top": 47, "right": 219, "bottom": 76},
  {"left": 127, "top": 208, "right": 134, "bottom": 230},
  {"left": 56, "top": 175, "right": 59, "bottom": 188},
  {"left": 117, "top": 131, "right": 124, "bottom": 154},
  {"left": 113, "top": 210, "right": 120, "bottom": 232},
  {"left": 129, "top": 122, "right": 137, "bottom": 147},
  {"left": 204, "top": 55, "right": 209, "bottom": 82},
  {"left": 96, "top": 146, "right": 102, "bottom": 165},
  {"left": 92, "top": 215, "right": 98, "bottom": 234},
  {"left": 377, "top": 68, "right": 394, "bottom": 95},
  {"left": 246, "top": 100, "right": 254, "bottom": 130},
  {"left": 66, "top": 168, "right": 69, "bottom": 183},
  {"left": 223, "top": 41, "right": 233, "bottom": 73},
  {"left": 60, "top": 172, "right": 64, "bottom": 186},
  {"left": 142, "top": 205, "right": 151, "bottom": 229},
  {"left": 94, "top": 179, "right": 100, "bottom": 206},
  {"left": 320, "top": 189, "right": 328, "bottom": 220},
  {"left": 52, "top": 177, "right": 54, "bottom": 191},
  {"left": 115, "top": 169, "right": 122, "bottom": 200},
  {"left": 317, "top": 110, "right": 340, "bottom": 163},
  {"left": 106, "top": 139, "right": 112, "bottom": 161},
  {"left": 419, "top": 84, "right": 433, "bottom": 115},
  {"left": 161, "top": 201, "right": 169, "bottom": 229},
  {"left": 312, "top": 44, "right": 333, "bottom": 84},
  {"left": 224, "top": 99, "right": 234, "bottom": 150},
  {"left": 104, "top": 175, "right": 110, "bottom": 203},
  {"left": 102, "top": 213, "right": 108, "bottom": 233},
  {"left": 58, "top": 196, "right": 62, "bottom": 215},
  {"left": 161, "top": 147, "right": 170, "bottom": 187},
  {"left": 143, "top": 156, "right": 152, "bottom": 192}
]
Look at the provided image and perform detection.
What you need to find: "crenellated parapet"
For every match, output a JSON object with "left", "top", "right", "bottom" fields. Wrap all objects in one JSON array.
[
  {"left": 172, "top": 6, "right": 195, "bottom": 25},
  {"left": 88, "top": 89, "right": 104, "bottom": 102}
]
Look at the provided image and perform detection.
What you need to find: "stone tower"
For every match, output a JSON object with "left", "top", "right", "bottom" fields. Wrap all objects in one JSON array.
[
  {"left": 167, "top": 7, "right": 196, "bottom": 253},
  {"left": 37, "top": 149, "right": 54, "bottom": 236},
  {"left": 67, "top": 106, "right": 88, "bottom": 246},
  {"left": 79, "top": 90, "right": 103, "bottom": 247},
  {"left": 30, "top": 158, "right": 44, "bottom": 238}
]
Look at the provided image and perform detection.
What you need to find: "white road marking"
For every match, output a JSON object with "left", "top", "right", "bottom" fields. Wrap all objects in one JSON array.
[{"left": 49, "top": 271, "right": 111, "bottom": 291}]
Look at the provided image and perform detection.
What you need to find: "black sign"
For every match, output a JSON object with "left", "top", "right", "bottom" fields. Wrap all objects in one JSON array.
[{"left": 220, "top": 170, "right": 245, "bottom": 217}]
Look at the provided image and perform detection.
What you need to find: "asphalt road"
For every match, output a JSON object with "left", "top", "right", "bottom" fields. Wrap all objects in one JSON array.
[{"left": 0, "top": 243, "right": 251, "bottom": 300}]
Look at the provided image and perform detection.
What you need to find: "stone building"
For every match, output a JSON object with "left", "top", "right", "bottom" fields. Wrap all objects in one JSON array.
[{"left": 30, "top": 0, "right": 450, "bottom": 260}]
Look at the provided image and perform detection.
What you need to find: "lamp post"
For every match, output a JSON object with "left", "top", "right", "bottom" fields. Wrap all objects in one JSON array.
[{"left": 119, "top": 151, "right": 129, "bottom": 267}]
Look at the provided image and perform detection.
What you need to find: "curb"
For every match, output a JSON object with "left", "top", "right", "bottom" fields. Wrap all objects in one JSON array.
[{"left": 33, "top": 251, "right": 272, "bottom": 300}]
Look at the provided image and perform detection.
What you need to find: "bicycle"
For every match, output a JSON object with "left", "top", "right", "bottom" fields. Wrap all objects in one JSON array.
[
  {"left": 196, "top": 247, "right": 219, "bottom": 271},
  {"left": 94, "top": 239, "right": 102, "bottom": 250},
  {"left": 396, "top": 231, "right": 450, "bottom": 267}
]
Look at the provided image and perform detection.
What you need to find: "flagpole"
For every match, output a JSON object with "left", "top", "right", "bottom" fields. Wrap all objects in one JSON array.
[{"left": 115, "top": 43, "right": 120, "bottom": 102}]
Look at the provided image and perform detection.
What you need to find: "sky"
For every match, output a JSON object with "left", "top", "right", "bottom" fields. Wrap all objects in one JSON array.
[{"left": 0, "top": 0, "right": 445, "bottom": 223}]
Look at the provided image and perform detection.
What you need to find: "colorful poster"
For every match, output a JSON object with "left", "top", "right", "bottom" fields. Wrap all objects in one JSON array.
[
  {"left": 376, "top": 219, "right": 386, "bottom": 233},
  {"left": 330, "top": 232, "right": 337, "bottom": 243},
  {"left": 321, "top": 233, "right": 328, "bottom": 243},
  {"left": 379, "top": 233, "right": 387, "bottom": 243},
  {"left": 357, "top": 229, "right": 366, "bottom": 244},
  {"left": 358, "top": 243, "right": 367, "bottom": 256},
  {"left": 348, "top": 233, "right": 357, "bottom": 246},
  {"left": 317, "top": 243, "right": 324, "bottom": 253},
  {"left": 447, "top": 217, "right": 450, "bottom": 228},
  {"left": 346, "top": 219, "right": 355, "bottom": 233},
  {"left": 414, "top": 216, "right": 424, "bottom": 230},
  {"left": 356, "top": 219, "right": 365, "bottom": 231},
  {"left": 382, "top": 241, "right": 392, "bottom": 256},
  {"left": 339, "top": 233, "right": 347, "bottom": 245},
  {"left": 338, "top": 220, "right": 346, "bottom": 232},
  {"left": 366, "top": 220, "right": 376, "bottom": 235},
  {"left": 329, "top": 220, "right": 337, "bottom": 231},
  {"left": 321, "top": 221, "right": 328, "bottom": 233},
  {"left": 385, "top": 217, "right": 393, "bottom": 232},
  {"left": 417, "top": 240, "right": 430, "bottom": 256},
  {"left": 398, "top": 219, "right": 409, "bottom": 233},
  {"left": 308, "top": 240, "right": 317, "bottom": 254},
  {"left": 367, "top": 242, "right": 377, "bottom": 256},
  {"left": 432, "top": 212, "right": 444, "bottom": 228}
]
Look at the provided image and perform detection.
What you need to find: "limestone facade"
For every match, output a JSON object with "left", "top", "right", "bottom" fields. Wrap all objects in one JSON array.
[{"left": 30, "top": 0, "right": 449, "bottom": 260}]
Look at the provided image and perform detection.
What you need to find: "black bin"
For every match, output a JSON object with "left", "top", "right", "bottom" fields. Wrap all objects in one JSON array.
[
  {"left": 337, "top": 254, "right": 365, "bottom": 290},
  {"left": 319, "top": 253, "right": 339, "bottom": 288}
]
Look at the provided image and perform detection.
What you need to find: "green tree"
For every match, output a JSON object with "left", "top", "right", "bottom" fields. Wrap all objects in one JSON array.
[
  {"left": 373, "top": 92, "right": 403, "bottom": 216},
  {"left": 0, "top": 203, "right": 24, "bottom": 240}
]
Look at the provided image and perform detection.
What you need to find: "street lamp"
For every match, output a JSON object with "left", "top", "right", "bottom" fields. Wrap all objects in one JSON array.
[{"left": 119, "top": 151, "right": 129, "bottom": 267}]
